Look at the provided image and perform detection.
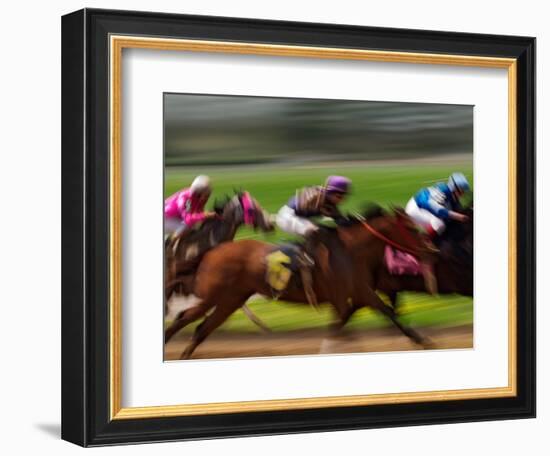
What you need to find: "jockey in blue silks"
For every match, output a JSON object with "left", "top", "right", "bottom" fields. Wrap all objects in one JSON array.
[{"left": 405, "top": 172, "right": 470, "bottom": 238}]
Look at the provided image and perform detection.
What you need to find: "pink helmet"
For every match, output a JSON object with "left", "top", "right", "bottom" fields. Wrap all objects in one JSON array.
[{"left": 325, "top": 175, "right": 351, "bottom": 194}]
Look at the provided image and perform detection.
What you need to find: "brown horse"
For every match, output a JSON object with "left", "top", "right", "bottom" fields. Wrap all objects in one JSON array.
[
  {"left": 376, "top": 206, "right": 473, "bottom": 310},
  {"left": 165, "top": 191, "right": 273, "bottom": 305},
  {"left": 165, "top": 207, "right": 437, "bottom": 359}
]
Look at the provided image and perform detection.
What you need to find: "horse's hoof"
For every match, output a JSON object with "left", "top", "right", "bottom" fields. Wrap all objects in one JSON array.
[
  {"left": 179, "top": 350, "right": 193, "bottom": 360},
  {"left": 420, "top": 337, "right": 436, "bottom": 350}
]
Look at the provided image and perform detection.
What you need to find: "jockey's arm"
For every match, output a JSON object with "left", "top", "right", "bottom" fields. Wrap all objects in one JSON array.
[
  {"left": 448, "top": 211, "right": 469, "bottom": 222},
  {"left": 326, "top": 208, "right": 348, "bottom": 225},
  {"left": 182, "top": 211, "right": 207, "bottom": 226},
  {"left": 317, "top": 205, "right": 350, "bottom": 227},
  {"left": 177, "top": 192, "right": 208, "bottom": 227},
  {"left": 421, "top": 197, "right": 450, "bottom": 220},
  {"left": 419, "top": 194, "right": 468, "bottom": 223}
]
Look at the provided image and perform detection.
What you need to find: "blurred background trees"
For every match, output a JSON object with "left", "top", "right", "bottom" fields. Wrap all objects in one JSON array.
[{"left": 164, "top": 94, "right": 473, "bottom": 167}]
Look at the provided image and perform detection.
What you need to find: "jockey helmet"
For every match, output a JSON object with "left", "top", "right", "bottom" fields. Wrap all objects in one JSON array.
[
  {"left": 448, "top": 172, "right": 470, "bottom": 193},
  {"left": 190, "top": 175, "right": 212, "bottom": 195},
  {"left": 325, "top": 175, "right": 351, "bottom": 194}
]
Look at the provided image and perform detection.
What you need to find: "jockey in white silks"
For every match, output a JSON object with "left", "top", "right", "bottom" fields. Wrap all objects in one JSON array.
[{"left": 274, "top": 175, "right": 351, "bottom": 308}]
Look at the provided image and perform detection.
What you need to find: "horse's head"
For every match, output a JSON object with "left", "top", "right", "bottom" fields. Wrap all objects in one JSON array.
[
  {"left": 446, "top": 204, "right": 473, "bottom": 239},
  {"left": 440, "top": 205, "right": 473, "bottom": 263},
  {"left": 215, "top": 191, "right": 274, "bottom": 232}
]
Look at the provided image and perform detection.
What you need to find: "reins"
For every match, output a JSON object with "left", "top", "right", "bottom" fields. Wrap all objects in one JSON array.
[{"left": 359, "top": 218, "right": 421, "bottom": 256}]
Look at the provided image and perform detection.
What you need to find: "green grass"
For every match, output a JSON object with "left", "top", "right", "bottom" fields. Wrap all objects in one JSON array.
[
  {"left": 165, "top": 161, "right": 473, "bottom": 333},
  {"left": 171, "top": 293, "right": 473, "bottom": 335}
]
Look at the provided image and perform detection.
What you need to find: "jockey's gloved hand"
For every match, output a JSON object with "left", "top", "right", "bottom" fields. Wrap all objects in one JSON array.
[{"left": 335, "top": 215, "right": 353, "bottom": 227}]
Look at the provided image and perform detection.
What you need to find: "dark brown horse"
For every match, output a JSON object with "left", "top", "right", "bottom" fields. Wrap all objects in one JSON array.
[
  {"left": 165, "top": 207, "right": 437, "bottom": 359},
  {"left": 376, "top": 207, "right": 473, "bottom": 310}
]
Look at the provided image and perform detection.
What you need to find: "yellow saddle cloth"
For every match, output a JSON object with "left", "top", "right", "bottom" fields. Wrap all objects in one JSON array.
[{"left": 265, "top": 250, "right": 293, "bottom": 292}]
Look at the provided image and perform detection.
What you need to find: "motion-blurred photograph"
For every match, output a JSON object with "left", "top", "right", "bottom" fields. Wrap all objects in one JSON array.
[{"left": 163, "top": 93, "right": 473, "bottom": 361}]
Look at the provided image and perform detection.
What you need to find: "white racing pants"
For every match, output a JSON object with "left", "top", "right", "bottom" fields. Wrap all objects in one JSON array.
[
  {"left": 164, "top": 216, "right": 187, "bottom": 236},
  {"left": 276, "top": 205, "right": 317, "bottom": 237},
  {"left": 405, "top": 197, "right": 446, "bottom": 234}
]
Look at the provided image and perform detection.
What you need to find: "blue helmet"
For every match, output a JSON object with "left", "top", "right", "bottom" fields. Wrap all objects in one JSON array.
[{"left": 448, "top": 172, "right": 470, "bottom": 193}]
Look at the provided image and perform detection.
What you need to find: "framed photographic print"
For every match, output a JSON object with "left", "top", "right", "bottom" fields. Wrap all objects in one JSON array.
[{"left": 61, "top": 8, "right": 535, "bottom": 447}]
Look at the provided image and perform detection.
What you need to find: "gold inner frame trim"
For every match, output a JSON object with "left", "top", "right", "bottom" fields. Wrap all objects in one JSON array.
[{"left": 109, "top": 35, "right": 517, "bottom": 420}]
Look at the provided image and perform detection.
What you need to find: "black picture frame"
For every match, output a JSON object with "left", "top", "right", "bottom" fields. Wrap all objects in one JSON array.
[{"left": 62, "top": 8, "right": 535, "bottom": 447}]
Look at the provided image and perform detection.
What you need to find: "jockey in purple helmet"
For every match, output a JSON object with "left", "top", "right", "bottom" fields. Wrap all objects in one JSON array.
[
  {"left": 275, "top": 176, "right": 351, "bottom": 307},
  {"left": 276, "top": 175, "right": 351, "bottom": 241}
]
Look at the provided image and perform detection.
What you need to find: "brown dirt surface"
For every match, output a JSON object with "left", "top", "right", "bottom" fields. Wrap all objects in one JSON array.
[{"left": 164, "top": 325, "right": 472, "bottom": 361}]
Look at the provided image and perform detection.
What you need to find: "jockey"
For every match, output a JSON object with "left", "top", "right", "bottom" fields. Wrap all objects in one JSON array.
[
  {"left": 276, "top": 175, "right": 351, "bottom": 246},
  {"left": 164, "top": 175, "right": 217, "bottom": 239},
  {"left": 405, "top": 172, "right": 470, "bottom": 238},
  {"left": 275, "top": 175, "right": 351, "bottom": 308}
]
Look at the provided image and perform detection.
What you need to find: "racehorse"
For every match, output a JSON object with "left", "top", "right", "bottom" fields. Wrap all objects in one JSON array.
[
  {"left": 376, "top": 206, "right": 473, "bottom": 310},
  {"left": 164, "top": 206, "right": 437, "bottom": 359},
  {"left": 165, "top": 191, "right": 273, "bottom": 310}
]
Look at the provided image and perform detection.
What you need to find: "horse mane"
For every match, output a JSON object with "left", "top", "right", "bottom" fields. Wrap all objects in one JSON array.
[
  {"left": 213, "top": 195, "right": 230, "bottom": 214},
  {"left": 362, "top": 203, "right": 388, "bottom": 220},
  {"left": 213, "top": 190, "right": 245, "bottom": 215},
  {"left": 346, "top": 202, "right": 388, "bottom": 225}
]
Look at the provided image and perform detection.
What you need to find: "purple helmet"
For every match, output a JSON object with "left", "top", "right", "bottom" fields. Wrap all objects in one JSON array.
[{"left": 325, "top": 175, "right": 351, "bottom": 194}]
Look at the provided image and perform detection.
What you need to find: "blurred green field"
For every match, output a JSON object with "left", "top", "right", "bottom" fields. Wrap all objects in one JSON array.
[{"left": 165, "top": 161, "right": 473, "bottom": 333}]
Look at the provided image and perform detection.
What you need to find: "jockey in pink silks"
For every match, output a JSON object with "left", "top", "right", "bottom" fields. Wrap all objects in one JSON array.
[{"left": 164, "top": 175, "right": 216, "bottom": 238}]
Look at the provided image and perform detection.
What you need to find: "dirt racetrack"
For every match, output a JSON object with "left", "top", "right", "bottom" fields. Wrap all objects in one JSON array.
[{"left": 164, "top": 325, "right": 472, "bottom": 361}]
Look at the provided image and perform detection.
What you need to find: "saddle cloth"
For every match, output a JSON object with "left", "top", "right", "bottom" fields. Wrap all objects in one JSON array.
[
  {"left": 384, "top": 245, "right": 422, "bottom": 276},
  {"left": 265, "top": 244, "right": 302, "bottom": 292}
]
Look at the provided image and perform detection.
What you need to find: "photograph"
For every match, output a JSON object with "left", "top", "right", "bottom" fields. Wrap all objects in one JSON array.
[{"left": 163, "top": 94, "right": 474, "bottom": 361}]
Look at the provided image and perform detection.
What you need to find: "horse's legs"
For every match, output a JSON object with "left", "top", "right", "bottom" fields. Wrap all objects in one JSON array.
[
  {"left": 361, "top": 286, "right": 429, "bottom": 347},
  {"left": 180, "top": 297, "right": 246, "bottom": 360},
  {"left": 387, "top": 290, "right": 399, "bottom": 311},
  {"left": 382, "top": 306, "right": 427, "bottom": 347},
  {"left": 242, "top": 303, "right": 271, "bottom": 333},
  {"left": 328, "top": 303, "right": 359, "bottom": 335},
  {"left": 164, "top": 305, "right": 209, "bottom": 343}
]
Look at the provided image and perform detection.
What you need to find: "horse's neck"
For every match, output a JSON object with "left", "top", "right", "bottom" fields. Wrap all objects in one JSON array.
[
  {"left": 220, "top": 222, "right": 238, "bottom": 242},
  {"left": 319, "top": 228, "right": 346, "bottom": 251},
  {"left": 209, "top": 220, "right": 238, "bottom": 245},
  {"left": 339, "top": 219, "right": 389, "bottom": 253}
]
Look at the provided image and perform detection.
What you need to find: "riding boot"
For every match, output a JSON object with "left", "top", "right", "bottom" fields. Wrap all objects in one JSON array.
[
  {"left": 298, "top": 228, "right": 321, "bottom": 311},
  {"left": 303, "top": 228, "right": 322, "bottom": 265}
]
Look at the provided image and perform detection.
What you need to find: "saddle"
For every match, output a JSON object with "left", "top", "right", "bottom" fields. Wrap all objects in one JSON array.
[
  {"left": 265, "top": 242, "right": 319, "bottom": 310},
  {"left": 265, "top": 244, "right": 301, "bottom": 292}
]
